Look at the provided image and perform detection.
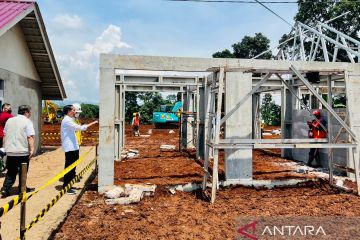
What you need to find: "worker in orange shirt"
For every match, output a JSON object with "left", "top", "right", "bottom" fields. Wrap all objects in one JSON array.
[
  {"left": 132, "top": 113, "right": 140, "bottom": 136},
  {"left": 307, "top": 110, "right": 327, "bottom": 167}
]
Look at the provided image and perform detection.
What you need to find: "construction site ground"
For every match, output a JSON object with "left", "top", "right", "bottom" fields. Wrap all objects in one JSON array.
[{"left": 50, "top": 124, "right": 360, "bottom": 240}]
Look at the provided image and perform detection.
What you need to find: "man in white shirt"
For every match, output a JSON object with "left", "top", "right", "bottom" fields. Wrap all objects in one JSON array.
[
  {"left": 61, "top": 105, "right": 98, "bottom": 194},
  {"left": 1, "top": 105, "right": 35, "bottom": 198}
]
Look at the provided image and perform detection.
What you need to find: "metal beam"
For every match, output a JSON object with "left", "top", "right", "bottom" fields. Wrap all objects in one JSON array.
[
  {"left": 220, "top": 73, "right": 272, "bottom": 126},
  {"left": 290, "top": 65, "right": 357, "bottom": 141}
]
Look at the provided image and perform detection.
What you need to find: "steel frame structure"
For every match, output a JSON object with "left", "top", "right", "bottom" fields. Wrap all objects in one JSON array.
[{"left": 202, "top": 66, "right": 360, "bottom": 203}]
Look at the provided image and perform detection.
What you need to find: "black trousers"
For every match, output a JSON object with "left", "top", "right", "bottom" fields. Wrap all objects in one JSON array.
[
  {"left": 2, "top": 155, "right": 29, "bottom": 192},
  {"left": 63, "top": 150, "right": 79, "bottom": 187},
  {"left": 308, "top": 148, "right": 321, "bottom": 167}
]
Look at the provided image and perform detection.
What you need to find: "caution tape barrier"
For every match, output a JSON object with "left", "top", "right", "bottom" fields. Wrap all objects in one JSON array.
[
  {"left": 42, "top": 137, "right": 98, "bottom": 141},
  {"left": 41, "top": 130, "right": 98, "bottom": 136},
  {"left": 0, "top": 147, "right": 94, "bottom": 218},
  {"left": 20, "top": 157, "right": 97, "bottom": 238}
]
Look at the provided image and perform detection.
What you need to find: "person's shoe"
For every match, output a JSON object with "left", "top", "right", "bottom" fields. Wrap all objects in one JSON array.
[
  {"left": 66, "top": 188, "right": 76, "bottom": 195},
  {"left": 1, "top": 189, "right": 10, "bottom": 198},
  {"left": 26, "top": 187, "right": 35, "bottom": 193}
]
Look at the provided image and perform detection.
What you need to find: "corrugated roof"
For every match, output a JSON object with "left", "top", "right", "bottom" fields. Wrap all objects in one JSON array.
[
  {"left": 0, "top": 1, "right": 34, "bottom": 29},
  {"left": 0, "top": 0, "right": 66, "bottom": 100}
]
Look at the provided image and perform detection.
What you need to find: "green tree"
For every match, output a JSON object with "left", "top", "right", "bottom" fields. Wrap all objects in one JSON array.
[
  {"left": 332, "top": 94, "right": 347, "bottom": 108},
  {"left": 260, "top": 93, "right": 281, "bottom": 126},
  {"left": 80, "top": 103, "right": 99, "bottom": 118},
  {"left": 232, "top": 33, "right": 272, "bottom": 59},
  {"left": 125, "top": 92, "right": 139, "bottom": 123},
  {"left": 213, "top": 33, "right": 272, "bottom": 59},
  {"left": 138, "top": 92, "right": 167, "bottom": 124},
  {"left": 165, "top": 94, "right": 177, "bottom": 104},
  {"left": 212, "top": 49, "right": 234, "bottom": 58}
]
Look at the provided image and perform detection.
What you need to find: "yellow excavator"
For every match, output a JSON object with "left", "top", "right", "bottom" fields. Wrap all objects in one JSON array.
[{"left": 43, "top": 100, "right": 63, "bottom": 124}]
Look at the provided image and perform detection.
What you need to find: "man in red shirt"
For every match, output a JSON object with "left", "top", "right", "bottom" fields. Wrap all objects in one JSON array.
[
  {"left": 307, "top": 110, "right": 327, "bottom": 167},
  {"left": 0, "top": 103, "right": 13, "bottom": 148}
]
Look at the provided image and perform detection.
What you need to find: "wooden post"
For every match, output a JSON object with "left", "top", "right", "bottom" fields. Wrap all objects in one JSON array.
[{"left": 20, "top": 163, "right": 27, "bottom": 239}]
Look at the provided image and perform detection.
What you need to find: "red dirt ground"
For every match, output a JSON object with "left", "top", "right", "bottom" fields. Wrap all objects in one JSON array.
[
  {"left": 53, "top": 124, "right": 360, "bottom": 240},
  {"left": 41, "top": 119, "right": 99, "bottom": 146}
]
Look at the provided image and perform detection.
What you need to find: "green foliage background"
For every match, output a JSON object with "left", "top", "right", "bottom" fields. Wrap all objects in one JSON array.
[
  {"left": 80, "top": 103, "right": 99, "bottom": 118},
  {"left": 260, "top": 94, "right": 281, "bottom": 126},
  {"left": 125, "top": 92, "right": 176, "bottom": 124},
  {"left": 213, "top": 33, "right": 272, "bottom": 59}
]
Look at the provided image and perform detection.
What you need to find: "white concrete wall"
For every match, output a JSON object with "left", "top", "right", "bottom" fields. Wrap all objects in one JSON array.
[
  {"left": 225, "top": 72, "right": 253, "bottom": 180},
  {"left": 0, "top": 23, "right": 40, "bottom": 81}
]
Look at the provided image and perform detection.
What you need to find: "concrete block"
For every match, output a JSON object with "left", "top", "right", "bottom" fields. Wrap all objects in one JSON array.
[
  {"left": 105, "top": 188, "right": 149, "bottom": 205},
  {"left": 104, "top": 186, "right": 126, "bottom": 199},
  {"left": 124, "top": 184, "right": 156, "bottom": 196}
]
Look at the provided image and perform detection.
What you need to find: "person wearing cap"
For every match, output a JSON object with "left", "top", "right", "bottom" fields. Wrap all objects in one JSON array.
[
  {"left": 306, "top": 110, "right": 327, "bottom": 167},
  {"left": 0, "top": 103, "right": 13, "bottom": 148},
  {"left": 61, "top": 104, "right": 98, "bottom": 195}
]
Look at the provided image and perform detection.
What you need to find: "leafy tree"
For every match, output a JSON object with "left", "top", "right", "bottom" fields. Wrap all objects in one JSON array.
[
  {"left": 138, "top": 92, "right": 165, "bottom": 124},
  {"left": 260, "top": 93, "right": 281, "bottom": 126},
  {"left": 212, "top": 49, "right": 234, "bottom": 58},
  {"left": 165, "top": 94, "right": 177, "bottom": 104},
  {"left": 332, "top": 94, "right": 347, "bottom": 108},
  {"left": 80, "top": 103, "right": 99, "bottom": 118},
  {"left": 232, "top": 33, "right": 272, "bottom": 59},
  {"left": 125, "top": 92, "right": 139, "bottom": 123},
  {"left": 213, "top": 33, "right": 272, "bottom": 59}
]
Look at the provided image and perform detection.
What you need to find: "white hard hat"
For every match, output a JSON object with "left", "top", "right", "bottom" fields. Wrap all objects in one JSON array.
[{"left": 73, "top": 103, "right": 82, "bottom": 113}]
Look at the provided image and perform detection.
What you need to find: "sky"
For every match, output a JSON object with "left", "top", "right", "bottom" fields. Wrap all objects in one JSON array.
[{"left": 36, "top": 0, "right": 299, "bottom": 104}]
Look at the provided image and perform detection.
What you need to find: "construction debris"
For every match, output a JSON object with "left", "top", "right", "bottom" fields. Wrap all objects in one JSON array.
[
  {"left": 104, "top": 186, "right": 126, "bottom": 199},
  {"left": 119, "top": 149, "right": 140, "bottom": 159},
  {"left": 160, "top": 145, "right": 176, "bottom": 151},
  {"left": 105, "top": 184, "right": 156, "bottom": 205},
  {"left": 271, "top": 129, "right": 281, "bottom": 135},
  {"left": 129, "top": 149, "right": 139, "bottom": 154}
]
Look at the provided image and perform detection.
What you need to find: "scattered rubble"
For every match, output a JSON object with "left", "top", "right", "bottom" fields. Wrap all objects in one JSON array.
[
  {"left": 140, "top": 134, "right": 151, "bottom": 137},
  {"left": 120, "top": 149, "right": 140, "bottom": 160},
  {"left": 271, "top": 129, "right": 281, "bottom": 135},
  {"left": 160, "top": 145, "right": 176, "bottom": 151},
  {"left": 104, "top": 184, "right": 156, "bottom": 205}
]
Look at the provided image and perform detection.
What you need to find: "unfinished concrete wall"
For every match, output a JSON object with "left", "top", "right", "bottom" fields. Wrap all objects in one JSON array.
[
  {"left": 0, "top": 69, "right": 42, "bottom": 152},
  {"left": 345, "top": 71, "right": 360, "bottom": 178},
  {"left": 292, "top": 109, "right": 347, "bottom": 167},
  {"left": 225, "top": 72, "right": 252, "bottom": 180}
]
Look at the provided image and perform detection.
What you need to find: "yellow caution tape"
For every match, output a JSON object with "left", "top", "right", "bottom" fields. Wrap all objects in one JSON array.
[
  {"left": 42, "top": 137, "right": 98, "bottom": 141},
  {"left": 41, "top": 131, "right": 98, "bottom": 136},
  {"left": 0, "top": 147, "right": 94, "bottom": 218},
  {"left": 19, "top": 157, "right": 97, "bottom": 238}
]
